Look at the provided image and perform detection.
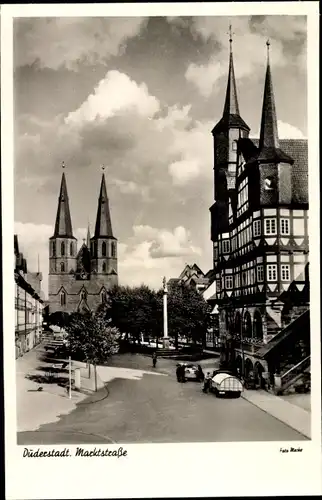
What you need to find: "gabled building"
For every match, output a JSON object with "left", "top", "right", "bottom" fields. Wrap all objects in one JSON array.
[
  {"left": 209, "top": 37, "right": 309, "bottom": 391},
  {"left": 48, "top": 169, "right": 118, "bottom": 314},
  {"left": 168, "top": 264, "right": 210, "bottom": 294},
  {"left": 15, "top": 235, "right": 44, "bottom": 358}
]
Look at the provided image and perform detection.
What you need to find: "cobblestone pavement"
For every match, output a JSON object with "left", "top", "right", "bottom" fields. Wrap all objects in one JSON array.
[{"left": 18, "top": 353, "right": 307, "bottom": 445}]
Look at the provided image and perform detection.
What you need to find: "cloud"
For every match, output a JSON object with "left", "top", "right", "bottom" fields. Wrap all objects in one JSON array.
[
  {"left": 14, "top": 17, "right": 147, "bottom": 70},
  {"left": 65, "top": 70, "right": 160, "bottom": 125},
  {"left": 250, "top": 120, "right": 306, "bottom": 140},
  {"left": 185, "top": 59, "right": 227, "bottom": 98},
  {"left": 118, "top": 225, "right": 203, "bottom": 288}
]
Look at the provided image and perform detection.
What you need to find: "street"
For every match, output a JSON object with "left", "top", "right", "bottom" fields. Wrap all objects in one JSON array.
[{"left": 17, "top": 353, "right": 307, "bottom": 444}]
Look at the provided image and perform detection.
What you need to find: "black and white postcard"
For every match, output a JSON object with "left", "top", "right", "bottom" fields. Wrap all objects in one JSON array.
[{"left": 2, "top": 2, "right": 321, "bottom": 499}]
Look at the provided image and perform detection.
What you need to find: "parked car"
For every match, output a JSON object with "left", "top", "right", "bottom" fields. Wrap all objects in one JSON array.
[
  {"left": 177, "top": 363, "right": 204, "bottom": 382},
  {"left": 210, "top": 372, "right": 243, "bottom": 398}
]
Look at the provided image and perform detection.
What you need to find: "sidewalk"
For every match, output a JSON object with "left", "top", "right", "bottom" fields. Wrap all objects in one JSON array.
[
  {"left": 16, "top": 345, "right": 87, "bottom": 432},
  {"left": 242, "top": 389, "right": 311, "bottom": 438}
]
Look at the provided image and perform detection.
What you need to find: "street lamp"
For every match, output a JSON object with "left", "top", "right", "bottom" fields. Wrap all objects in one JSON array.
[{"left": 162, "top": 276, "right": 169, "bottom": 349}]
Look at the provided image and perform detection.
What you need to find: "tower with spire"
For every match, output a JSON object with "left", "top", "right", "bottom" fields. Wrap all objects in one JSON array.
[
  {"left": 209, "top": 34, "right": 309, "bottom": 372},
  {"left": 48, "top": 164, "right": 118, "bottom": 314}
]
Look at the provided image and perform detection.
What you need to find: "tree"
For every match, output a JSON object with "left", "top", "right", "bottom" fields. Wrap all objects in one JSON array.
[
  {"left": 167, "top": 283, "right": 210, "bottom": 348},
  {"left": 48, "top": 311, "right": 70, "bottom": 328},
  {"left": 66, "top": 311, "right": 120, "bottom": 391},
  {"left": 101, "top": 285, "right": 162, "bottom": 343}
]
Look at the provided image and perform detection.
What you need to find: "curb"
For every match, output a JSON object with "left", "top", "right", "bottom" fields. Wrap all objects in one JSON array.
[
  {"left": 241, "top": 391, "right": 311, "bottom": 439},
  {"left": 77, "top": 383, "right": 110, "bottom": 406}
]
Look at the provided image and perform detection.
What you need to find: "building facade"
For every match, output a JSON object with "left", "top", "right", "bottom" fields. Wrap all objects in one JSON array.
[
  {"left": 210, "top": 39, "right": 309, "bottom": 386},
  {"left": 168, "top": 264, "right": 210, "bottom": 294},
  {"left": 48, "top": 170, "right": 118, "bottom": 314},
  {"left": 15, "top": 235, "right": 44, "bottom": 358}
]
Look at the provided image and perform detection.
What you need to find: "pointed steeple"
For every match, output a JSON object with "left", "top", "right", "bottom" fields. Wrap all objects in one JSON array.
[
  {"left": 259, "top": 40, "right": 279, "bottom": 151},
  {"left": 223, "top": 26, "right": 240, "bottom": 117},
  {"left": 94, "top": 171, "right": 113, "bottom": 238},
  {"left": 212, "top": 26, "right": 249, "bottom": 134},
  {"left": 258, "top": 41, "right": 293, "bottom": 163},
  {"left": 53, "top": 166, "right": 74, "bottom": 238}
]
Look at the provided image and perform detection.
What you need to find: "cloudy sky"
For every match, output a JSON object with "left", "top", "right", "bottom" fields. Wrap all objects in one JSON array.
[{"left": 14, "top": 15, "right": 307, "bottom": 297}]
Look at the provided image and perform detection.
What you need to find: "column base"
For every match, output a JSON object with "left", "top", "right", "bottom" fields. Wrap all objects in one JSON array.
[{"left": 162, "top": 338, "right": 170, "bottom": 349}]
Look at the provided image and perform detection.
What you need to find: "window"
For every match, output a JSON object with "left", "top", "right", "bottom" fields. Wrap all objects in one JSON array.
[
  {"left": 60, "top": 262, "right": 65, "bottom": 272},
  {"left": 102, "top": 262, "right": 106, "bottom": 273},
  {"left": 265, "top": 218, "right": 277, "bottom": 235},
  {"left": 213, "top": 247, "right": 218, "bottom": 260},
  {"left": 280, "top": 218, "right": 290, "bottom": 235},
  {"left": 237, "top": 178, "right": 249, "bottom": 215},
  {"left": 101, "top": 291, "right": 107, "bottom": 303},
  {"left": 80, "top": 289, "right": 87, "bottom": 300},
  {"left": 234, "top": 273, "right": 240, "bottom": 288},
  {"left": 60, "top": 291, "right": 66, "bottom": 306},
  {"left": 70, "top": 242, "right": 73, "bottom": 256},
  {"left": 52, "top": 242, "right": 56, "bottom": 257},
  {"left": 267, "top": 264, "right": 277, "bottom": 281},
  {"left": 222, "top": 240, "right": 230, "bottom": 254},
  {"left": 61, "top": 242, "right": 65, "bottom": 256},
  {"left": 281, "top": 264, "right": 290, "bottom": 281},
  {"left": 257, "top": 265, "right": 264, "bottom": 282},
  {"left": 102, "top": 242, "right": 107, "bottom": 257},
  {"left": 225, "top": 276, "right": 233, "bottom": 290},
  {"left": 242, "top": 271, "right": 247, "bottom": 286},
  {"left": 232, "top": 141, "right": 237, "bottom": 151},
  {"left": 253, "top": 220, "right": 261, "bottom": 237},
  {"left": 111, "top": 242, "right": 116, "bottom": 258}
]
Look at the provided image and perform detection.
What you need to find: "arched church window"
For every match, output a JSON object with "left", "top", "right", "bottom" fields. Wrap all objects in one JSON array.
[
  {"left": 60, "top": 262, "right": 65, "bottom": 272},
  {"left": 70, "top": 242, "right": 73, "bottom": 256},
  {"left": 111, "top": 242, "right": 116, "bottom": 258},
  {"left": 61, "top": 242, "right": 65, "bottom": 256},
  {"left": 80, "top": 289, "right": 87, "bottom": 300},
  {"left": 101, "top": 291, "right": 107, "bottom": 303},
  {"left": 60, "top": 291, "right": 66, "bottom": 306},
  {"left": 102, "top": 242, "right": 107, "bottom": 257},
  {"left": 102, "top": 262, "right": 106, "bottom": 273},
  {"left": 52, "top": 242, "right": 56, "bottom": 257}
]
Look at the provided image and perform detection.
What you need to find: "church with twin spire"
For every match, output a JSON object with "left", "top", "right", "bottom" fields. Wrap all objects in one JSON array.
[{"left": 48, "top": 168, "right": 118, "bottom": 314}]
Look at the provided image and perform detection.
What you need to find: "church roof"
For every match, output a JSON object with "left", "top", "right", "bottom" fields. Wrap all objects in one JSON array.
[
  {"left": 52, "top": 172, "right": 75, "bottom": 239},
  {"left": 93, "top": 173, "right": 114, "bottom": 239}
]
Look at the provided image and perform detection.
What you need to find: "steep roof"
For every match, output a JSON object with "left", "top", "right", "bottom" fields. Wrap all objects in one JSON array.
[
  {"left": 212, "top": 39, "right": 249, "bottom": 134},
  {"left": 249, "top": 138, "right": 308, "bottom": 204},
  {"left": 52, "top": 172, "right": 75, "bottom": 238},
  {"left": 93, "top": 173, "right": 114, "bottom": 239},
  {"left": 258, "top": 42, "right": 293, "bottom": 164}
]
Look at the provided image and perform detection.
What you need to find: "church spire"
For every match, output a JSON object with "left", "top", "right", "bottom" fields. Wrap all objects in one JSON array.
[
  {"left": 53, "top": 163, "right": 74, "bottom": 238},
  {"left": 223, "top": 25, "right": 240, "bottom": 117},
  {"left": 258, "top": 41, "right": 293, "bottom": 163},
  {"left": 94, "top": 168, "right": 114, "bottom": 238},
  {"left": 259, "top": 40, "right": 279, "bottom": 152}
]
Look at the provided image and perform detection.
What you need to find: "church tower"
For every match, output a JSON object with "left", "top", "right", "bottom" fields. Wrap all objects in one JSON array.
[
  {"left": 257, "top": 40, "right": 293, "bottom": 206},
  {"left": 90, "top": 172, "right": 118, "bottom": 282},
  {"left": 49, "top": 166, "right": 77, "bottom": 308},
  {"left": 210, "top": 28, "right": 250, "bottom": 251}
]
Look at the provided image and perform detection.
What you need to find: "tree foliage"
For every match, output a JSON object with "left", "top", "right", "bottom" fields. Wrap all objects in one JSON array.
[
  {"left": 48, "top": 311, "right": 70, "bottom": 328},
  {"left": 66, "top": 311, "right": 120, "bottom": 364},
  {"left": 99, "top": 283, "right": 210, "bottom": 347},
  {"left": 167, "top": 283, "right": 210, "bottom": 347}
]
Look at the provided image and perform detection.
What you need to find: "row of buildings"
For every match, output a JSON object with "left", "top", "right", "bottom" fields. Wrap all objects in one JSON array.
[{"left": 14, "top": 235, "right": 44, "bottom": 358}]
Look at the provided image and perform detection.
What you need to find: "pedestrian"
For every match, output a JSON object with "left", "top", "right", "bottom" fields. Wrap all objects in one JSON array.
[
  {"left": 152, "top": 352, "right": 157, "bottom": 368},
  {"left": 197, "top": 365, "right": 204, "bottom": 382},
  {"left": 176, "top": 364, "right": 181, "bottom": 382},
  {"left": 181, "top": 364, "right": 186, "bottom": 383},
  {"left": 203, "top": 372, "right": 211, "bottom": 393}
]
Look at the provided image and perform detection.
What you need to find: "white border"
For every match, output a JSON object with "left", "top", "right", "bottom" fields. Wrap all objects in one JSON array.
[{"left": 2, "top": 3, "right": 321, "bottom": 499}]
